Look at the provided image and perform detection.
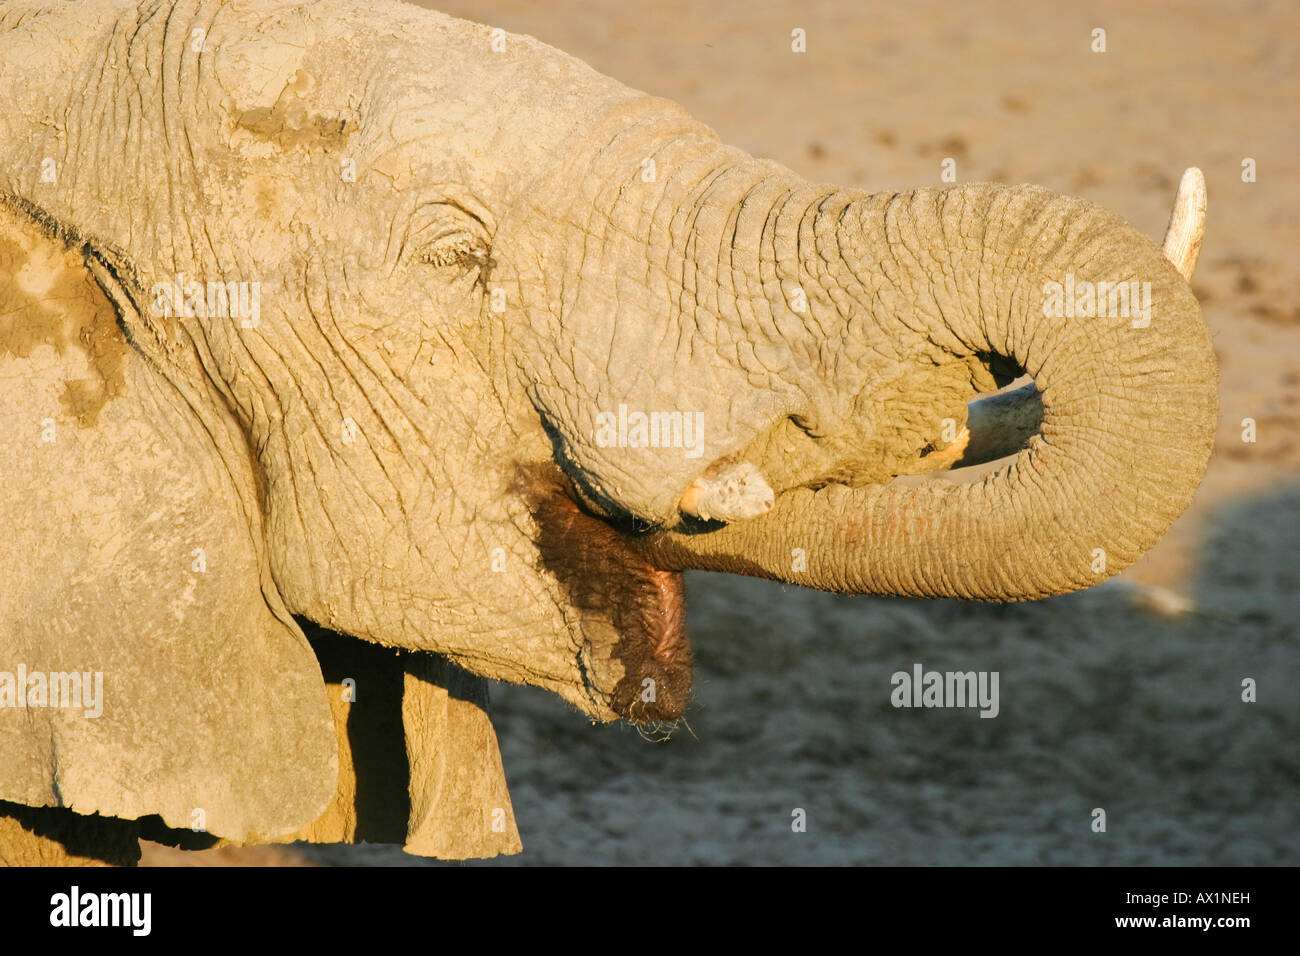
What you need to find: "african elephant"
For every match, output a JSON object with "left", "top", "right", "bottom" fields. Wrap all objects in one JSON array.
[{"left": 0, "top": 0, "right": 1215, "bottom": 864}]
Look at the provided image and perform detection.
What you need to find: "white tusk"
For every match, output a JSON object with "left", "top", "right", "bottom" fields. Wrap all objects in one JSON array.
[
  {"left": 679, "top": 460, "right": 774, "bottom": 523},
  {"left": 1160, "top": 166, "right": 1207, "bottom": 281}
]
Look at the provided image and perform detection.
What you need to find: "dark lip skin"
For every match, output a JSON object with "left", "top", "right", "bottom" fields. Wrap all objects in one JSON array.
[{"left": 521, "top": 466, "right": 694, "bottom": 722}]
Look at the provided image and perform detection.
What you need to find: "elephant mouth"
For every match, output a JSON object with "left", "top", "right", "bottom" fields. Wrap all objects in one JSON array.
[{"left": 528, "top": 471, "right": 692, "bottom": 723}]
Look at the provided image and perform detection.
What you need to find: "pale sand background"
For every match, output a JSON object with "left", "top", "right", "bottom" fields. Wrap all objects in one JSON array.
[{"left": 145, "top": 0, "right": 1299, "bottom": 865}]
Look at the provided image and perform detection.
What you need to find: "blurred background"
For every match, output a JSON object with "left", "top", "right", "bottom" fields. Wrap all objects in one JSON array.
[{"left": 151, "top": 0, "right": 1298, "bottom": 865}]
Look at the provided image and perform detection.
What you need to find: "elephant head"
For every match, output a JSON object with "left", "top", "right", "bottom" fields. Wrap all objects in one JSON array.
[{"left": 0, "top": 0, "right": 1215, "bottom": 859}]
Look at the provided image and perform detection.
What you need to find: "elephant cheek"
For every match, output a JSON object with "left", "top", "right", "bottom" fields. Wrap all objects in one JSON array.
[{"left": 531, "top": 487, "right": 692, "bottom": 723}]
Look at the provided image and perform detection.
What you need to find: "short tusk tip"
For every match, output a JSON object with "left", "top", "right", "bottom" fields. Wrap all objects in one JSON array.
[
  {"left": 679, "top": 460, "right": 774, "bottom": 523},
  {"left": 1161, "top": 166, "right": 1206, "bottom": 281}
]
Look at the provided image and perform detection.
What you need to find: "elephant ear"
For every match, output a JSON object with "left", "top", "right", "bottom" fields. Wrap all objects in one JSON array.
[{"left": 0, "top": 198, "right": 336, "bottom": 840}]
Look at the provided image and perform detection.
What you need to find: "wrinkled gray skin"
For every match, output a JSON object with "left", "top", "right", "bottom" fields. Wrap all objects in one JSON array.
[{"left": 0, "top": 0, "right": 1216, "bottom": 862}]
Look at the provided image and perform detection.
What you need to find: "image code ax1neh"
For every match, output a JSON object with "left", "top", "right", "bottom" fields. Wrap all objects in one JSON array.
[{"left": 1126, "top": 892, "right": 1251, "bottom": 908}]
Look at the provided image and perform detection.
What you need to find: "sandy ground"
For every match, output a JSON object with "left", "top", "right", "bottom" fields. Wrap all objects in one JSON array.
[{"left": 145, "top": 0, "right": 1298, "bottom": 866}]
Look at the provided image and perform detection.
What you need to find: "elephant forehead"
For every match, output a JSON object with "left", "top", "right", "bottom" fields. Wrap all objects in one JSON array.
[{"left": 210, "top": 1, "right": 637, "bottom": 182}]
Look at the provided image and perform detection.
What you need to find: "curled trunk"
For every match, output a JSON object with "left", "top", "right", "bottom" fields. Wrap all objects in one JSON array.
[{"left": 638, "top": 183, "right": 1217, "bottom": 600}]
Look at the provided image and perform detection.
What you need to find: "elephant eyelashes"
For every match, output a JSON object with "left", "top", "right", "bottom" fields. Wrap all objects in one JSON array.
[
  {"left": 417, "top": 233, "right": 498, "bottom": 292},
  {"left": 420, "top": 235, "right": 483, "bottom": 269}
]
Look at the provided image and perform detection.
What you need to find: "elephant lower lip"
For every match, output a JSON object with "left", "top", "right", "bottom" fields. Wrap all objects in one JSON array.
[{"left": 529, "top": 476, "right": 693, "bottom": 722}]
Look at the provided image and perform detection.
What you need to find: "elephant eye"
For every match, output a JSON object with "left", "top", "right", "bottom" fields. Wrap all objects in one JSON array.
[{"left": 404, "top": 200, "right": 495, "bottom": 281}]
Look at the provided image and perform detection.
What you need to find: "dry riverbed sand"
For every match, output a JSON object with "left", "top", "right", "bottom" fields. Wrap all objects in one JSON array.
[{"left": 143, "top": 0, "right": 1298, "bottom": 866}]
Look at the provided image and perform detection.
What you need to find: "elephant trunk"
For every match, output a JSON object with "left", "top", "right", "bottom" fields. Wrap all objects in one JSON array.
[{"left": 639, "top": 180, "right": 1217, "bottom": 600}]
